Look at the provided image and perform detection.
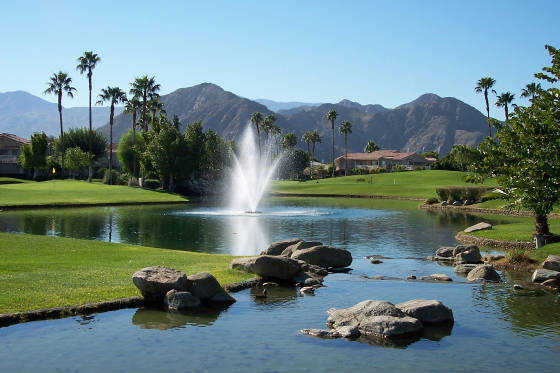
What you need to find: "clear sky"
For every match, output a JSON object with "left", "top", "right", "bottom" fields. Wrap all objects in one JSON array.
[{"left": 1, "top": 0, "right": 559, "bottom": 119}]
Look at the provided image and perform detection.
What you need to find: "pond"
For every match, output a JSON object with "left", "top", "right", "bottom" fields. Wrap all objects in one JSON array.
[{"left": 0, "top": 198, "right": 559, "bottom": 373}]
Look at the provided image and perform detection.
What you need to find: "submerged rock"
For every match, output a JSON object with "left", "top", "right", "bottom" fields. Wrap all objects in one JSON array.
[
  {"left": 420, "top": 274, "right": 453, "bottom": 282},
  {"left": 395, "top": 299, "right": 454, "bottom": 325},
  {"left": 542, "top": 255, "right": 560, "bottom": 272},
  {"left": 132, "top": 266, "right": 191, "bottom": 302},
  {"left": 466, "top": 265, "right": 501, "bottom": 282},
  {"left": 291, "top": 245, "right": 352, "bottom": 268},
  {"left": 164, "top": 290, "right": 201, "bottom": 311},
  {"left": 531, "top": 268, "right": 560, "bottom": 283},
  {"left": 230, "top": 255, "right": 302, "bottom": 280},
  {"left": 261, "top": 238, "right": 303, "bottom": 256},
  {"left": 281, "top": 240, "right": 323, "bottom": 257}
]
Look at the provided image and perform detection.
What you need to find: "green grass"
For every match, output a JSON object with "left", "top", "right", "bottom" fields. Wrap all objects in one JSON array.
[
  {"left": 469, "top": 218, "right": 560, "bottom": 242},
  {"left": 529, "top": 242, "right": 560, "bottom": 263},
  {"left": 0, "top": 233, "right": 253, "bottom": 313},
  {"left": 0, "top": 179, "right": 187, "bottom": 207},
  {"left": 271, "top": 170, "right": 497, "bottom": 199},
  {"left": 0, "top": 177, "right": 33, "bottom": 185}
]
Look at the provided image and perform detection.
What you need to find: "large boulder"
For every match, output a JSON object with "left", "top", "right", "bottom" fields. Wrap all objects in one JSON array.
[
  {"left": 132, "top": 266, "right": 191, "bottom": 302},
  {"left": 455, "top": 246, "right": 482, "bottom": 264},
  {"left": 531, "top": 268, "right": 560, "bottom": 283},
  {"left": 464, "top": 222, "right": 492, "bottom": 233},
  {"left": 281, "top": 241, "right": 323, "bottom": 257},
  {"left": 466, "top": 265, "right": 501, "bottom": 282},
  {"left": 435, "top": 246, "right": 455, "bottom": 259},
  {"left": 230, "top": 255, "right": 303, "bottom": 280},
  {"left": 453, "top": 264, "right": 478, "bottom": 276},
  {"left": 261, "top": 238, "right": 303, "bottom": 256},
  {"left": 326, "top": 300, "right": 407, "bottom": 329},
  {"left": 164, "top": 290, "right": 201, "bottom": 311},
  {"left": 291, "top": 245, "right": 352, "bottom": 268},
  {"left": 187, "top": 272, "right": 224, "bottom": 300},
  {"left": 542, "top": 255, "right": 560, "bottom": 272},
  {"left": 395, "top": 300, "right": 454, "bottom": 325}
]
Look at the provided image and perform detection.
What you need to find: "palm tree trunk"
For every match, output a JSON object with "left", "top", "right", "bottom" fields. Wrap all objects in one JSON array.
[
  {"left": 331, "top": 121, "right": 335, "bottom": 177},
  {"left": 132, "top": 110, "right": 137, "bottom": 179},
  {"left": 535, "top": 214, "right": 550, "bottom": 236},
  {"left": 256, "top": 127, "right": 261, "bottom": 156},
  {"left": 344, "top": 135, "right": 348, "bottom": 176},
  {"left": 108, "top": 104, "right": 114, "bottom": 185},
  {"left": 504, "top": 105, "right": 509, "bottom": 121},
  {"left": 485, "top": 91, "right": 491, "bottom": 137},
  {"left": 58, "top": 93, "right": 65, "bottom": 178},
  {"left": 88, "top": 74, "right": 93, "bottom": 183},
  {"left": 312, "top": 141, "right": 316, "bottom": 160}
]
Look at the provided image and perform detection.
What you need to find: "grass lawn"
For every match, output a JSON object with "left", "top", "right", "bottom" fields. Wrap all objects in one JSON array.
[
  {"left": 0, "top": 179, "right": 187, "bottom": 208},
  {"left": 271, "top": 170, "right": 497, "bottom": 199},
  {"left": 529, "top": 242, "right": 560, "bottom": 263},
  {"left": 0, "top": 233, "right": 253, "bottom": 313},
  {"left": 469, "top": 218, "right": 560, "bottom": 242}
]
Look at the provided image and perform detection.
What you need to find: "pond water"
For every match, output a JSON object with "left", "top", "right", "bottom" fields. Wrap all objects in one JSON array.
[{"left": 0, "top": 198, "right": 559, "bottom": 373}]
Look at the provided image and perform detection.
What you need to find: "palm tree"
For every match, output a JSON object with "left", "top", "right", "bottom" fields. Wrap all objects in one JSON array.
[
  {"left": 250, "top": 112, "right": 264, "bottom": 154},
  {"left": 76, "top": 51, "right": 101, "bottom": 183},
  {"left": 97, "top": 87, "right": 128, "bottom": 184},
  {"left": 301, "top": 131, "right": 313, "bottom": 156},
  {"left": 475, "top": 77, "right": 496, "bottom": 137},
  {"left": 495, "top": 92, "right": 515, "bottom": 121},
  {"left": 270, "top": 124, "right": 282, "bottom": 156},
  {"left": 310, "top": 130, "right": 322, "bottom": 160},
  {"left": 124, "top": 97, "right": 141, "bottom": 178},
  {"left": 129, "top": 76, "right": 160, "bottom": 131},
  {"left": 263, "top": 114, "right": 276, "bottom": 146},
  {"left": 364, "top": 140, "right": 379, "bottom": 153},
  {"left": 521, "top": 82, "right": 542, "bottom": 101},
  {"left": 44, "top": 71, "right": 76, "bottom": 178},
  {"left": 326, "top": 109, "right": 338, "bottom": 176},
  {"left": 281, "top": 132, "right": 298, "bottom": 150},
  {"left": 339, "top": 120, "right": 352, "bottom": 176}
]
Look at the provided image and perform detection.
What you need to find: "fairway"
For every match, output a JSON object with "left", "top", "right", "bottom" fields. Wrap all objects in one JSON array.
[
  {"left": 0, "top": 233, "right": 253, "bottom": 313},
  {"left": 0, "top": 179, "right": 187, "bottom": 208},
  {"left": 271, "top": 170, "right": 497, "bottom": 199}
]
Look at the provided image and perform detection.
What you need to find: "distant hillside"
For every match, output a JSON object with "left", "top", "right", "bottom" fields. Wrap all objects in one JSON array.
[
  {"left": 0, "top": 91, "right": 122, "bottom": 138},
  {"left": 255, "top": 99, "right": 323, "bottom": 112}
]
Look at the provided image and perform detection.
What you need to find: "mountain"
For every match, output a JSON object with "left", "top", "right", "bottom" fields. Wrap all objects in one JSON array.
[
  {"left": 100, "top": 83, "right": 294, "bottom": 141},
  {"left": 255, "top": 99, "right": 323, "bottom": 112},
  {"left": 0, "top": 91, "right": 122, "bottom": 138}
]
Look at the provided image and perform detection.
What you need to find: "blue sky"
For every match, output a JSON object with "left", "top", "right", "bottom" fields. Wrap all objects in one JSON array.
[{"left": 1, "top": 0, "right": 558, "bottom": 119}]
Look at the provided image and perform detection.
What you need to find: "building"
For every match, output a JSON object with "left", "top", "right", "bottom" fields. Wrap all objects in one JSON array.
[
  {"left": 334, "top": 150, "right": 433, "bottom": 172},
  {"left": 0, "top": 133, "right": 29, "bottom": 176}
]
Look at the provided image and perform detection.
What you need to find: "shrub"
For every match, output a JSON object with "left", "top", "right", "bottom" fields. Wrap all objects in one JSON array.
[
  {"left": 463, "top": 186, "right": 490, "bottom": 201},
  {"left": 481, "top": 191, "right": 505, "bottom": 202},
  {"left": 436, "top": 187, "right": 449, "bottom": 202},
  {"left": 426, "top": 197, "right": 439, "bottom": 205},
  {"left": 392, "top": 164, "right": 406, "bottom": 172},
  {"left": 143, "top": 179, "right": 160, "bottom": 189},
  {"left": 102, "top": 169, "right": 120, "bottom": 185},
  {"left": 413, "top": 166, "right": 425, "bottom": 171},
  {"left": 352, "top": 168, "right": 368, "bottom": 175},
  {"left": 505, "top": 248, "right": 531, "bottom": 264},
  {"left": 447, "top": 186, "right": 464, "bottom": 201},
  {"left": 356, "top": 178, "right": 366, "bottom": 182},
  {"left": 436, "top": 186, "right": 492, "bottom": 202},
  {"left": 463, "top": 173, "right": 484, "bottom": 184}
]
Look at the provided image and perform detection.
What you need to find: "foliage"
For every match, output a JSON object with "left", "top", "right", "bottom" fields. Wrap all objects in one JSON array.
[
  {"left": 54, "top": 128, "right": 107, "bottom": 161},
  {"left": 421, "top": 150, "right": 439, "bottom": 159},
  {"left": 481, "top": 191, "right": 506, "bottom": 202},
  {"left": 64, "top": 147, "right": 89, "bottom": 174},
  {"left": 435, "top": 186, "right": 490, "bottom": 202},
  {"left": 18, "top": 133, "right": 48, "bottom": 175},
  {"left": 425, "top": 197, "right": 439, "bottom": 205},
  {"left": 364, "top": 140, "right": 379, "bottom": 153},
  {"left": 278, "top": 149, "right": 310, "bottom": 179},
  {"left": 117, "top": 130, "right": 145, "bottom": 175},
  {"left": 463, "top": 173, "right": 484, "bottom": 184},
  {"left": 432, "top": 145, "right": 482, "bottom": 172},
  {"left": 281, "top": 132, "right": 298, "bottom": 150},
  {"left": 143, "top": 179, "right": 161, "bottom": 189},
  {"left": 203, "top": 129, "right": 230, "bottom": 179},
  {"left": 102, "top": 169, "right": 121, "bottom": 185},
  {"left": 183, "top": 120, "right": 206, "bottom": 178}
]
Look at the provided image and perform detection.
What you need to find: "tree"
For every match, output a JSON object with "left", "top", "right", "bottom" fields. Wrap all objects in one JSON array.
[
  {"left": 281, "top": 132, "right": 297, "bottom": 150},
  {"left": 64, "top": 147, "right": 89, "bottom": 178},
  {"left": 326, "top": 109, "right": 338, "bottom": 176},
  {"left": 475, "top": 77, "right": 496, "bottom": 137},
  {"left": 97, "top": 87, "right": 127, "bottom": 183},
  {"left": 270, "top": 124, "right": 282, "bottom": 156},
  {"left": 203, "top": 129, "right": 230, "bottom": 178},
  {"left": 301, "top": 131, "right": 313, "bottom": 156},
  {"left": 521, "top": 82, "right": 542, "bottom": 101},
  {"left": 117, "top": 130, "right": 145, "bottom": 176},
  {"left": 76, "top": 51, "right": 101, "bottom": 182},
  {"left": 339, "top": 120, "right": 352, "bottom": 176},
  {"left": 44, "top": 71, "right": 76, "bottom": 177},
  {"left": 263, "top": 114, "right": 276, "bottom": 145},
  {"left": 18, "top": 132, "right": 48, "bottom": 179},
  {"left": 54, "top": 128, "right": 107, "bottom": 162},
  {"left": 250, "top": 112, "right": 263, "bottom": 154},
  {"left": 278, "top": 149, "right": 310, "bottom": 180},
  {"left": 130, "top": 76, "right": 160, "bottom": 131},
  {"left": 476, "top": 45, "right": 560, "bottom": 239},
  {"left": 496, "top": 92, "right": 515, "bottom": 121},
  {"left": 364, "top": 140, "right": 379, "bottom": 153},
  {"left": 310, "top": 130, "right": 322, "bottom": 161},
  {"left": 184, "top": 121, "right": 206, "bottom": 178},
  {"left": 124, "top": 97, "right": 142, "bottom": 178},
  {"left": 421, "top": 150, "right": 439, "bottom": 159}
]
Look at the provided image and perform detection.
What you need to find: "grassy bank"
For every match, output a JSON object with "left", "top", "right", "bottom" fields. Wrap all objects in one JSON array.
[
  {"left": 0, "top": 233, "right": 252, "bottom": 313},
  {"left": 469, "top": 218, "right": 560, "bottom": 242},
  {"left": 272, "top": 170, "right": 497, "bottom": 199},
  {"left": 0, "top": 179, "right": 187, "bottom": 208}
]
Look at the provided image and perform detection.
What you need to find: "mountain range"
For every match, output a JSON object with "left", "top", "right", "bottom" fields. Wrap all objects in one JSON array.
[
  {"left": 1, "top": 84, "right": 488, "bottom": 159},
  {"left": 254, "top": 99, "right": 322, "bottom": 112},
  {"left": 0, "top": 91, "right": 122, "bottom": 138}
]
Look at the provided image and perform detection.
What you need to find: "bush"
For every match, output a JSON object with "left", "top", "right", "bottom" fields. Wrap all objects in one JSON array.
[
  {"left": 143, "top": 179, "right": 160, "bottom": 189},
  {"left": 413, "top": 166, "right": 425, "bottom": 171},
  {"left": 370, "top": 167, "right": 386, "bottom": 174},
  {"left": 426, "top": 197, "right": 439, "bottom": 205},
  {"left": 102, "top": 169, "right": 120, "bottom": 185},
  {"left": 392, "top": 164, "right": 406, "bottom": 172},
  {"left": 436, "top": 187, "right": 449, "bottom": 202},
  {"left": 463, "top": 173, "right": 484, "bottom": 184},
  {"left": 356, "top": 178, "right": 366, "bottom": 182},
  {"left": 481, "top": 191, "right": 505, "bottom": 202},
  {"left": 505, "top": 248, "right": 531, "bottom": 264},
  {"left": 436, "top": 186, "right": 492, "bottom": 202}
]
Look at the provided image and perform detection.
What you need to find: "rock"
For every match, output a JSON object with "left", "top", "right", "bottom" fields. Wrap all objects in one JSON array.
[
  {"left": 261, "top": 238, "right": 303, "bottom": 256},
  {"left": 365, "top": 255, "right": 392, "bottom": 260},
  {"left": 291, "top": 245, "right": 352, "bottom": 268},
  {"left": 464, "top": 222, "right": 492, "bottom": 233},
  {"left": 395, "top": 300, "right": 454, "bottom": 325},
  {"left": 441, "top": 201, "right": 448, "bottom": 206},
  {"left": 420, "top": 274, "right": 452, "bottom": 282},
  {"left": 230, "top": 255, "right": 303, "bottom": 280},
  {"left": 300, "top": 286, "right": 315, "bottom": 295},
  {"left": 541, "top": 278, "right": 560, "bottom": 288},
  {"left": 531, "top": 268, "right": 560, "bottom": 283},
  {"left": 326, "top": 300, "right": 407, "bottom": 330},
  {"left": 435, "top": 247, "right": 455, "bottom": 258},
  {"left": 453, "top": 264, "right": 478, "bottom": 276},
  {"left": 209, "top": 291, "right": 236, "bottom": 305},
  {"left": 294, "top": 260, "right": 329, "bottom": 277},
  {"left": 327, "top": 267, "right": 352, "bottom": 273},
  {"left": 455, "top": 246, "right": 482, "bottom": 264},
  {"left": 452, "top": 201, "right": 462, "bottom": 206},
  {"left": 483, "top": 254, "right": 505, "bottom": 262},
  {"left": 281, "top": 241, "right": 323, "bottom": 257},
  {"left": 542, "top": 255, "right": 560, "bottom": 272},
  {"left": 300, "top": 328, "right": 342, "bottom": 339},
  {"left": 466, "top": 265, "right": 501, "bottom": 282},
  {"left": 452, "top": 245, "right": 469, "bottom": 256},
  {"left": 132, "top": 266, "right": 191, "bottom": 302},
  {"left": 370, "top": 259, "right": 383, "bottom": 264},
  {"left": 262, "top": 282, "right": 279, "bottom": 287},
  {"left": 164, "top": 290, "right": 201, "bottom": 311},
  {"left": 358, "top": 315, "right": 422, "bottom": 339},
  {"left": 513, "top": 284, "right": 524, "bottom": 290},
  {"left": 292, "top": 271, "right": 323, "bottom": 287},
  {"left": 406, "top": 275, "right": 417, "bottom": 280},
  {"left": 186, "top": 272, "right": 224, "bottom": 300},
  {"left": 426, "top": 255, "right": 436, "bottom": 261}
]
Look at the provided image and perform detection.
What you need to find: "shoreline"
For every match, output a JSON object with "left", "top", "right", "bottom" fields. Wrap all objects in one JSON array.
[
  {"left": 0, "top": 200, "right": 189, "bottom": 211},
  {"left": 455, "top": 231, "right": 535, "bottom": 250},
  {"left": 269, "top": 192, "right": 425, "bottom": 201}
]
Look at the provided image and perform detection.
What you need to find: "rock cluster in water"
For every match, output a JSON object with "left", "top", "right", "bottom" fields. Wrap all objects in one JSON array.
[
  {"left": 532, "top": 255, "right": 560, "bottom": 288},
  {"left": 231, "top": 239, "right": 353, "bottom": 291},
  {"left": 132, "top": 266, "right": 235, "bottom": 311},
  {"left": 301, "top": 299, "right": 453, "bottom": 346},
  {"left": 429, "top": 244, "right": 501, "bottom": 282}
]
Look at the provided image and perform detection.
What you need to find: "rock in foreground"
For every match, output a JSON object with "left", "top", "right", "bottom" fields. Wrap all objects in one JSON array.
[
  {"left": 164, "top": 290, "right": 201, "bottom": 311},
  {"left": 291, "top": 245, "right": 352, "bottom": 268},
  {"left": 281, "top": 240, "right": 323, "bottom": 257},
  {"left": 466, "top": 265, "right": 501, "bottom": 282},
  {"left": 132, "top": 266, "right": 191, "bottom": 302},
  {"left": 261, "top": 238, "right": 303, "bottom": 256},
  {"left": 532, "top": 268, "right": 560, "bottom": 283},
  {"left": 542, "top": 255, "right": 560, "bottom": 272},
  {"left": 230, "top": 255, "right": 302, "bottom": 280},
  {"left": 395, "top": 300, "right": 454, "bottom": 325}
]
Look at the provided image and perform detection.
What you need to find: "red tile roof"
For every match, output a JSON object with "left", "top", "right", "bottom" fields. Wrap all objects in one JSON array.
[
  {"left": 338, "top": 150, "right": 417, "bottom": 161},
  {"left": 0, "top": 133, "right": 30, "bottom": 145}
]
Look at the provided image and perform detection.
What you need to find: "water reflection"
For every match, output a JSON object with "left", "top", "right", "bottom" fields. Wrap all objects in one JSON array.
[
  {"left": 249, "top": 285, "right": 299, "bottom": 306},
  {"left": 131, "top": 307, "right": 224, "bottom": 330}
]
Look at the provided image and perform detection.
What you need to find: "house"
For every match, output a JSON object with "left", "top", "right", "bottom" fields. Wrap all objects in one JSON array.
[
  {"left": 334, "top": 150, "right": 433, "bottom": 172},
  {"left": 0, "top": 133, "right": 29, "bottom": 176}
]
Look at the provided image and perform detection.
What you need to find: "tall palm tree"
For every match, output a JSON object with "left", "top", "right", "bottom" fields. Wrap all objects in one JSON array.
[
  {"left": 44, "top": 71, "right": 76, "bottom": 178},
  {"left": 270, "top": 124, "right": 282, "bottom": 156},
  {"left": 339, "top": 120, "right": 352, "bottom": 176},
  {"left": 281, "top": 132, "right": 297, "bottom": 150},
  {"left": 521, "top": 82, "right": 542, "bottom": 101},
  {"left": 495, "top": 92, "right": 515, "bottom": 121},
  {"left": 97, "top": 87, "right": 128, "bottom": 184},
  {"left": 301, "top": 131, "right": 313, "bottom": 156},
  {"left": 475, "top": 77, "right": 496, "bottom": 137},
  {"left": 310, "top": 130, "right": 322, "bottom": 161},
  {"left": 326, "top": 109, "right": 338, "bottom": 176},
  {"left": 124, "top": 97, "right": 141, "bottom": 178},
  {"left": 129, "top": 76, "right": 160, "bottom": 131},
  {"left": 250, "top": 112, "right": 264, "bottom": 154},
  {"left": 263, "top": 114, "right": 276, "bottom": 145},
  {"left": 364, "top": 140, "right": 379, "bottom": 153},
  {"left": 76, "top": 51, "right": 101, "bottom": 183}
]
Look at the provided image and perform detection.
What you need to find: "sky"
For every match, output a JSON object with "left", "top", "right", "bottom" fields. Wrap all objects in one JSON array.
[{"left": 1, "top": 0, "right": 559, "bottom": 120}]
